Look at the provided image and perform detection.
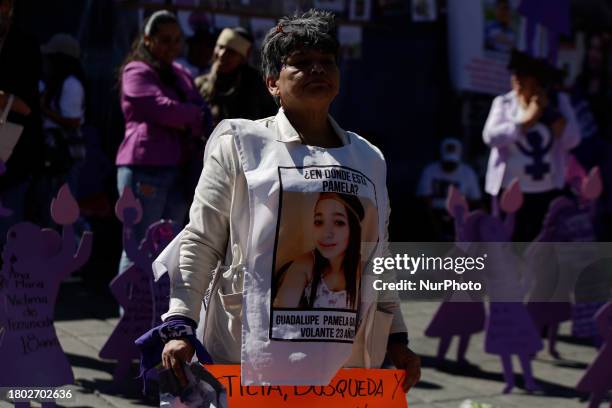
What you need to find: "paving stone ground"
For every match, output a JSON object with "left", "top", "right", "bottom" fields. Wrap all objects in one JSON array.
[{"left": 1, "top": 278, "right": 608, "bottom": 407}]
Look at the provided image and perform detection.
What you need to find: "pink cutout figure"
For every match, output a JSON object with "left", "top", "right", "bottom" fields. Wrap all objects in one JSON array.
[
  {"left": 448, "top": 180, "right": 543, "bottom": 394},
  {"left": 565, "top": 154, "right": 587, "bottom": 194},
  {"left": 0, "top": 184, "right": 92, "bottom": 407},
  {"left": 99, "top": 188, "right": 178, "bottom": 383},
  {"left": 576, "top": 302, "right": 612, "bottom": 408}
]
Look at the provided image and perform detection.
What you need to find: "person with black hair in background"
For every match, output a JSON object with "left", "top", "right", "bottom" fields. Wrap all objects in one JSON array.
[{"left": 195, "top": 26, "right": 277, "bottom": 126}]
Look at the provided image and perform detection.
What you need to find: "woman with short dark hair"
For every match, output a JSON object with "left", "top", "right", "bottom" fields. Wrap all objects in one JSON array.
[{"left": 155, "top": 9, "right": 420, "bottom": 392}]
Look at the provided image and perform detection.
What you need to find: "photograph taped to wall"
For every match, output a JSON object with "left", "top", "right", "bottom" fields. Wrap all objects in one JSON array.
[
  {"left": 270, "top": 165, "right": 379, "bottom": 343},
  {"left": 483, "top": 0, "right": 520, "bottom": 54}
]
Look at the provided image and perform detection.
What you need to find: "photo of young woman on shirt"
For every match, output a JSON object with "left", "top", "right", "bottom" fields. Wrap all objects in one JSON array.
[{"left": 273, "top": 192, "right": 365, "bottom": 310}]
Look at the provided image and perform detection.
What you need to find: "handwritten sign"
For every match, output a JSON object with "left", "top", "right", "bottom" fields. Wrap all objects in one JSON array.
[
  {"left": 205, "top": 365, "right": 408, "bottom": 408},
  {"left": 0, "top": 185, "right": 92, "bottom": 387}
]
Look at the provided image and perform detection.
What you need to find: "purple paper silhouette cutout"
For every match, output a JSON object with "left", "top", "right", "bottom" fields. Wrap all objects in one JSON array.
[
  {"left": 448, "top": 180, "right": 542, "bottom": 393},
  {"left": 424, "top": 186, "right": 486, "bottom": 365},
  {"left": 0, "top": 184, "right": 92, "bottom": 390},
  {"left": 123, "top": 214, "right": 177, "bottom": 327},
  {"left": 100, "top": 188, "right": 178, "bottom": 382},
  {"left": 527, "top": 166, "right": 603, "bottom": 358},
  {"left": 116, "top": 185, "right": 175, "bottom": 327},
  {"left": 425, "top": 300, "right": 485, "bottom": 366},
  {"left": 576, "top": 302, "right": 612, "bottom": 408},
  {"left": 139, "top": 221, "right": 177, "bottom": 327},
  {"left": 99, "top": 263, "right": 154, "bottom": 382},
  {"left": 526, "top": 197, "right": 586, "bottom": 358},
  {"left": 572, "top": 302, "right": 606, "bottom": 345}
]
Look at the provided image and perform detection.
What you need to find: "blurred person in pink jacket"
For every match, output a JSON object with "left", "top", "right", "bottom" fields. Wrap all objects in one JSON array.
[{"left": 115, "top": 10, "right": 210, "bottom": 274}]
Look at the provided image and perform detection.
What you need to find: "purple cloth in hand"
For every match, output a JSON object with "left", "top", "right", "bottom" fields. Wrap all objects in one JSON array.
[{"left": 135, "top": 317, "right": 213, "bottom": 392}]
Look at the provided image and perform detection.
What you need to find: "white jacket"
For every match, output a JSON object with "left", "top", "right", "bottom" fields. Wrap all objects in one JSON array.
[{"left": 156, "top": 109, "right": 407, "bottom": 384}]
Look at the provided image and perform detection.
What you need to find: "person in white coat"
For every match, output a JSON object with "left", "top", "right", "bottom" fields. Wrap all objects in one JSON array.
[
  {"left": 158, "top": 9, "right": 421, "bottom": 391},
  {"left": 483, "top": 49, "right": 581, "bottom": 241}
]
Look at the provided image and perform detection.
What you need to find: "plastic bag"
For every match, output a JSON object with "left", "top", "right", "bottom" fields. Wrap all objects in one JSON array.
[{"left": 159, "top": 362, "right": 228, "bottom": 408}]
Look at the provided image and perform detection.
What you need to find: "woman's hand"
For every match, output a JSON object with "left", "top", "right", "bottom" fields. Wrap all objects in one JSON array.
[
  {"left": 162, "top": 338, "right": 195, "bottom": 387},
  {"left": 387, "top": 343, "right": 421, "bottom": 392},
  {"left": 520, "top": 91, "right": 547, "bottom": 131}
]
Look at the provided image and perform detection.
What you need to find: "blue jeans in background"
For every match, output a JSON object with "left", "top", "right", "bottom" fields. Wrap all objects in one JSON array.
[{"left": 116, "top": 165, "right": 190, "bottom": 275}]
